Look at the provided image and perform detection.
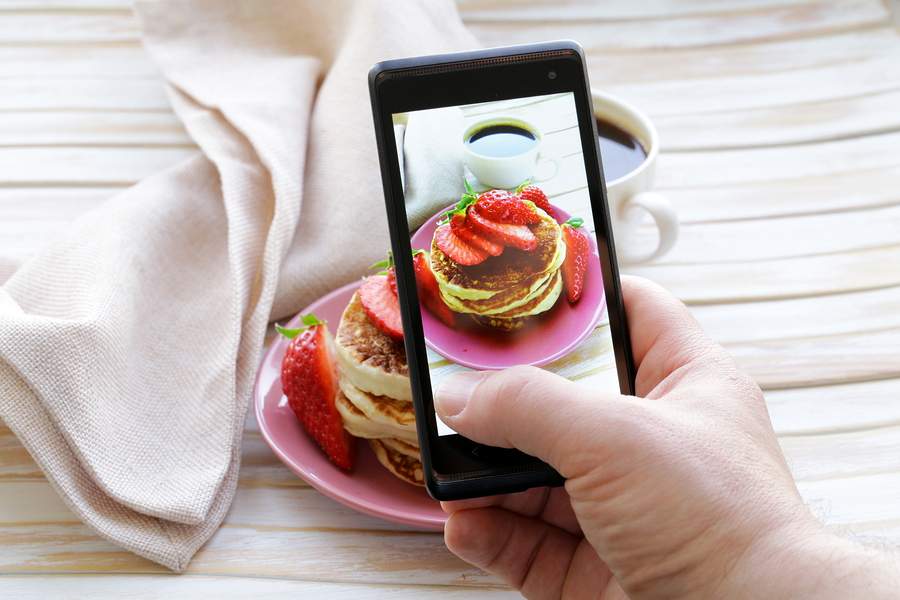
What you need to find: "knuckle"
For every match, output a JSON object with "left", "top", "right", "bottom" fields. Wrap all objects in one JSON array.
[{"left": 488, "top": 365, "right": 543, "bottom": 407}]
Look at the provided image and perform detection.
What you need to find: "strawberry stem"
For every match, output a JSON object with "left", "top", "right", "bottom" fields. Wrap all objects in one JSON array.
[
  {"left": 276, "top": 313, "right": 324, "bottom": 339},
  {"left": 370, "top": 251, "right": 394, "bottom": 271},
  {"left": 515, "top": 179, "right": 534, "bottom": 194},
  {"left": 564, "top": 217, "right": 584, "bottom": 229},
  {"left": 439, "top": 193, "right": 477, "bottom": 224}
]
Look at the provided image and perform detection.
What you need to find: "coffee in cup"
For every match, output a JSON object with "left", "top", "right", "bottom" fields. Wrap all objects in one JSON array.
[
  {"left": 592, "top": 90, "right": 678, "bottom": 264},
  {"left": 596, "top": 119, "right": 647, "bottom": 183},
  {"left": 462, "top": 117, "right": 556, "bottom": 190}
]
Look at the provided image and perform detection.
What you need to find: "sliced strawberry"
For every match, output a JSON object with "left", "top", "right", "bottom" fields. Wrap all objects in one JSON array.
[
  {"left": 358, "top": 275, "right": 404, "bottom": 340},
  {"left": 413, "top": 250, "right": 455, "bottom": 327},
  {"left": 386, "top": 267, "right": 397, "bottom": 296},
  {"left": 434, "top": 223, "right": 489, "bottom": 266},
  {"left": 450, "top": 212, "right": 503, "bottom": 257},
  {"left": 278, "top": 315, "right": 355, "bottom": 470},
  {"left": 516, "top": 181, "right": 555, "bottom": 219},
  {"left": 474, "top": 189, "right": 540, "bottom": 225},
  {"left": 466, "top": 206, "right": 537, "bottom": 252},
  {"left": 561, "top": 217, "right": 590, "bottom": 303},
  {"left": 371, "top": 252, "right": 396, "bottom": 296}
]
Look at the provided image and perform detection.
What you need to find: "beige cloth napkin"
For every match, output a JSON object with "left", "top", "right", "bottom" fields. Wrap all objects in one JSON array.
[
  {"left": 0, "top": 0, "right": 475, "bottom": 571},
  {"left": 402, "top": 106, "right": 468, "bottom": 229}
]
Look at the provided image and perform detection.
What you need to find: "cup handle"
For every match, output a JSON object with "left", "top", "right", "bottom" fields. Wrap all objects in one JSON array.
[
  {"left": 619, "top": 191, "right": 679, "bottom": 263},
  {"left": 532, "top": 155, "right": 559, "bottom": 183}
]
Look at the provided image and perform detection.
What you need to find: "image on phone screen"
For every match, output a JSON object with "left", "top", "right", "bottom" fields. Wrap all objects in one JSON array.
[{"left": 392, "top": 91, "right": 621, "bottom": 437}]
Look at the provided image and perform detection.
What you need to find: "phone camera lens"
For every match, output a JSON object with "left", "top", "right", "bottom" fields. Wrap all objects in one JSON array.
[{"left": 547, "top": 70, "right": 557, "bottom": 80}]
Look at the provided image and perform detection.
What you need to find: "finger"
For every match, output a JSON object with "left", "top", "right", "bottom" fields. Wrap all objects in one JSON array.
[
  {"left": 445, "top": 507, "right": 610, "bottom": 599},
  {"left": 435, "top": 365, "right": 629, "bottom": 475},
  {"left": 620, "top": 276, "right": 721, "bottom": 395},
  {"left": 442, "top": 487, "right": 581, "bottom": 534}
]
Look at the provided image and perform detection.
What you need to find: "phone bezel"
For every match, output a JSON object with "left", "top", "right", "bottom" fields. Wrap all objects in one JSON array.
[{"left": 368, "top": 41, "right": 636, "bottom": 500}]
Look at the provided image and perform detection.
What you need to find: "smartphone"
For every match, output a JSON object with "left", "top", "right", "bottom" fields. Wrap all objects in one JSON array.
[{"left": 368, "top": 41, "right": 636, "bottom": 500}]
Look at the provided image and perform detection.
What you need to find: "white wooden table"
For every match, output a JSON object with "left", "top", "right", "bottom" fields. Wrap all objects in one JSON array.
[{"left": 2, "top": 1, "right": 900, "bottom": 596}]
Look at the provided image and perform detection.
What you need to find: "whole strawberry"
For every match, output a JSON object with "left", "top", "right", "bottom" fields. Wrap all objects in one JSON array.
[
  {"left": 413, "top": 249, "right": 455, "bottom": 327},
  {"left": 475, "top": 188, "right": 540, "bottom": 225},
  {"left": 561, "top": 217, "right": 589, "bottom": 303},
  {"left": 516, "top": 181, "right": 555, "bottom": 219},
  {"left": 278, "top": 314, "right": 355, "bottom": 470}
]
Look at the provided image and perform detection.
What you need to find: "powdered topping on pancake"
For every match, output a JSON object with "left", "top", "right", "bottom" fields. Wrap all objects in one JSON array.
[
  {"left": 335, "top": 293, "right": 411, "bottom": 402},
  {"left": 337, "top": 293, "right": 407, "bottom": 376}
]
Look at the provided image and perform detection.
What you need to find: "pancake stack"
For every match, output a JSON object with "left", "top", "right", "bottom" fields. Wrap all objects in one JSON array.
[
  {"left": 431, "top": 207, "right": 565, "bottom": 330},
  {"left": 333, "top": 292, "right": 424, "bottom": 486}
]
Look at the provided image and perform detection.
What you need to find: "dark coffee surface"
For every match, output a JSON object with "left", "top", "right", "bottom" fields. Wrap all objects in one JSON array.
[
  {"left": 467, "top": 124, "right": 537, "bottom": 158},
  {"left": 597, "top": 119, "right": 647, "bottom": 181}
]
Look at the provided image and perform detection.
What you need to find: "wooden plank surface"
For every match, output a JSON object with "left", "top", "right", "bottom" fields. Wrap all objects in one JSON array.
[{"left": 2, "top": 0, "right": 900, "bottom": 597}]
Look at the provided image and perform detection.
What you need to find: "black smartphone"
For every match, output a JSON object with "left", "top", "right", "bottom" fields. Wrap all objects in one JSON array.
[{"left": 368, "top": 41, "right": 636, "bottom": 500}]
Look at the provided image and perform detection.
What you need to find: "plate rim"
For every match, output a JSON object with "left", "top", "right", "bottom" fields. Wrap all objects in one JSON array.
[{"left": 411, "top": 204, "right": 606, "bottom": 369}]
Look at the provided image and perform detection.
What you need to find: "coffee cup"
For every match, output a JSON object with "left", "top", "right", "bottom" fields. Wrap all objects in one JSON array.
[
  {"left": 462, "top": 117, "right": 557, "bottom": 190},
  {"left": 592, "top": 90, "right": 678, "bottom": 263}
]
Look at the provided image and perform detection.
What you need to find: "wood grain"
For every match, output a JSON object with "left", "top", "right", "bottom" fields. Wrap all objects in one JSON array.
[
  {"left": 1, "top": 0, "right": 899, "bottom": 596},
  {"left": 0, "top": 576, "right": 519, "bottom": 600},
  {"left": 467, "top": 0, "right": 888, "bottom": 50},
  {"left": 627, "top": 244, "right": 900, "bottom": 303},
  {"left": 767, "top": 379, "right": 900, "bottom": 436}
]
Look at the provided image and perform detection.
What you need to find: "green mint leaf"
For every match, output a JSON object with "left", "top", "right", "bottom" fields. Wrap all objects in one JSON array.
[
  {"left": 564, "top": 217, "right": 584, "bottom": 229},
  {"left": 275, "top": 323, "right": 304, "bottom": 339},
  {"left": 276, "top": 313, "right": 325, "bottom": 338},
  {"left": 301, "top": 313, "right": 325, "bottom": 327},
  {"left": 515, "top": 179, "right": 533, "bottom": 194},
  {"left": 370, "top": 251, "right": 394, "bottom": 271}
]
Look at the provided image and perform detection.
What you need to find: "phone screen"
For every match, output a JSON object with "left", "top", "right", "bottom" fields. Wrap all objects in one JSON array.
[{"left": 392, "top": 91, "right": 621, "bottom": 437}]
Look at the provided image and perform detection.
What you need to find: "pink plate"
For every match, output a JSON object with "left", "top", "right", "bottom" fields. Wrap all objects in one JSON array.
[
  {"left": 410, "top": 206, "right": 606, "bottom": 369},
  {"left": 254, "top": 282, "right": 444, "bottom": 530}
]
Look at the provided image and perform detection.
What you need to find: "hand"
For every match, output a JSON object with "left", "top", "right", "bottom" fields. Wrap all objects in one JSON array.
[{"left": 435, "top": 276, "right": 897, "bottom": 599}]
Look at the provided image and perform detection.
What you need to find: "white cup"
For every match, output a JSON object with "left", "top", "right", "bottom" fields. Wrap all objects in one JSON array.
[
  {"left": 592, "top": 90, "right": 678, "bottom": 263},
  {"left": 462, "top": 117, "right": 556, "bottom": 190}
]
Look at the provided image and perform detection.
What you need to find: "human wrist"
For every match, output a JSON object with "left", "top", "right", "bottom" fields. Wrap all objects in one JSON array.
[{"left": 716, "top": 518, "right": 899, "bottom": 599}]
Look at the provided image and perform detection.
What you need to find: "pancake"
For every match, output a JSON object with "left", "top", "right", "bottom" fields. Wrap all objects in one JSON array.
[
  {"left": 338, "top": 378, "right": 416, "bottom": 434},
  {"left": 469, "top": 271, "right": 563, "bottom": 331},
  {"left": 335, "top": 389, "right": 383, "bottom": 439},
  {"left": 335, "top": 293, "right": 411, "bottom": 402},
  {"left": 335, "top": 390, "right": 418, "bottom": 444},
  {"left": 369, "top": 439, "right": 425, "bottom": 486},
  {"left": 431, "top": 209, "right": 563, "bottom": 301},
  {"left": 488, "top": 270, "right": 562, "bottom": 320},
  {"left": 380, "top": 436, "right": 420, "bottom": 459},
  {"left": 440, "top": 245, "right": 564, "bottom": 316}
]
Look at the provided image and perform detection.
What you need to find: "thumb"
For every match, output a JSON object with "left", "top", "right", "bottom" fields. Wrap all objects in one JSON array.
[{"left": 434, "top": 365, "right": 627, "bottom": 475}]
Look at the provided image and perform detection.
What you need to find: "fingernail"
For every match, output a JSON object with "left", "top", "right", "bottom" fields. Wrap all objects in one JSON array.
[{"left": 435, "top": 371, "right": 486, "bottom": 417}]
